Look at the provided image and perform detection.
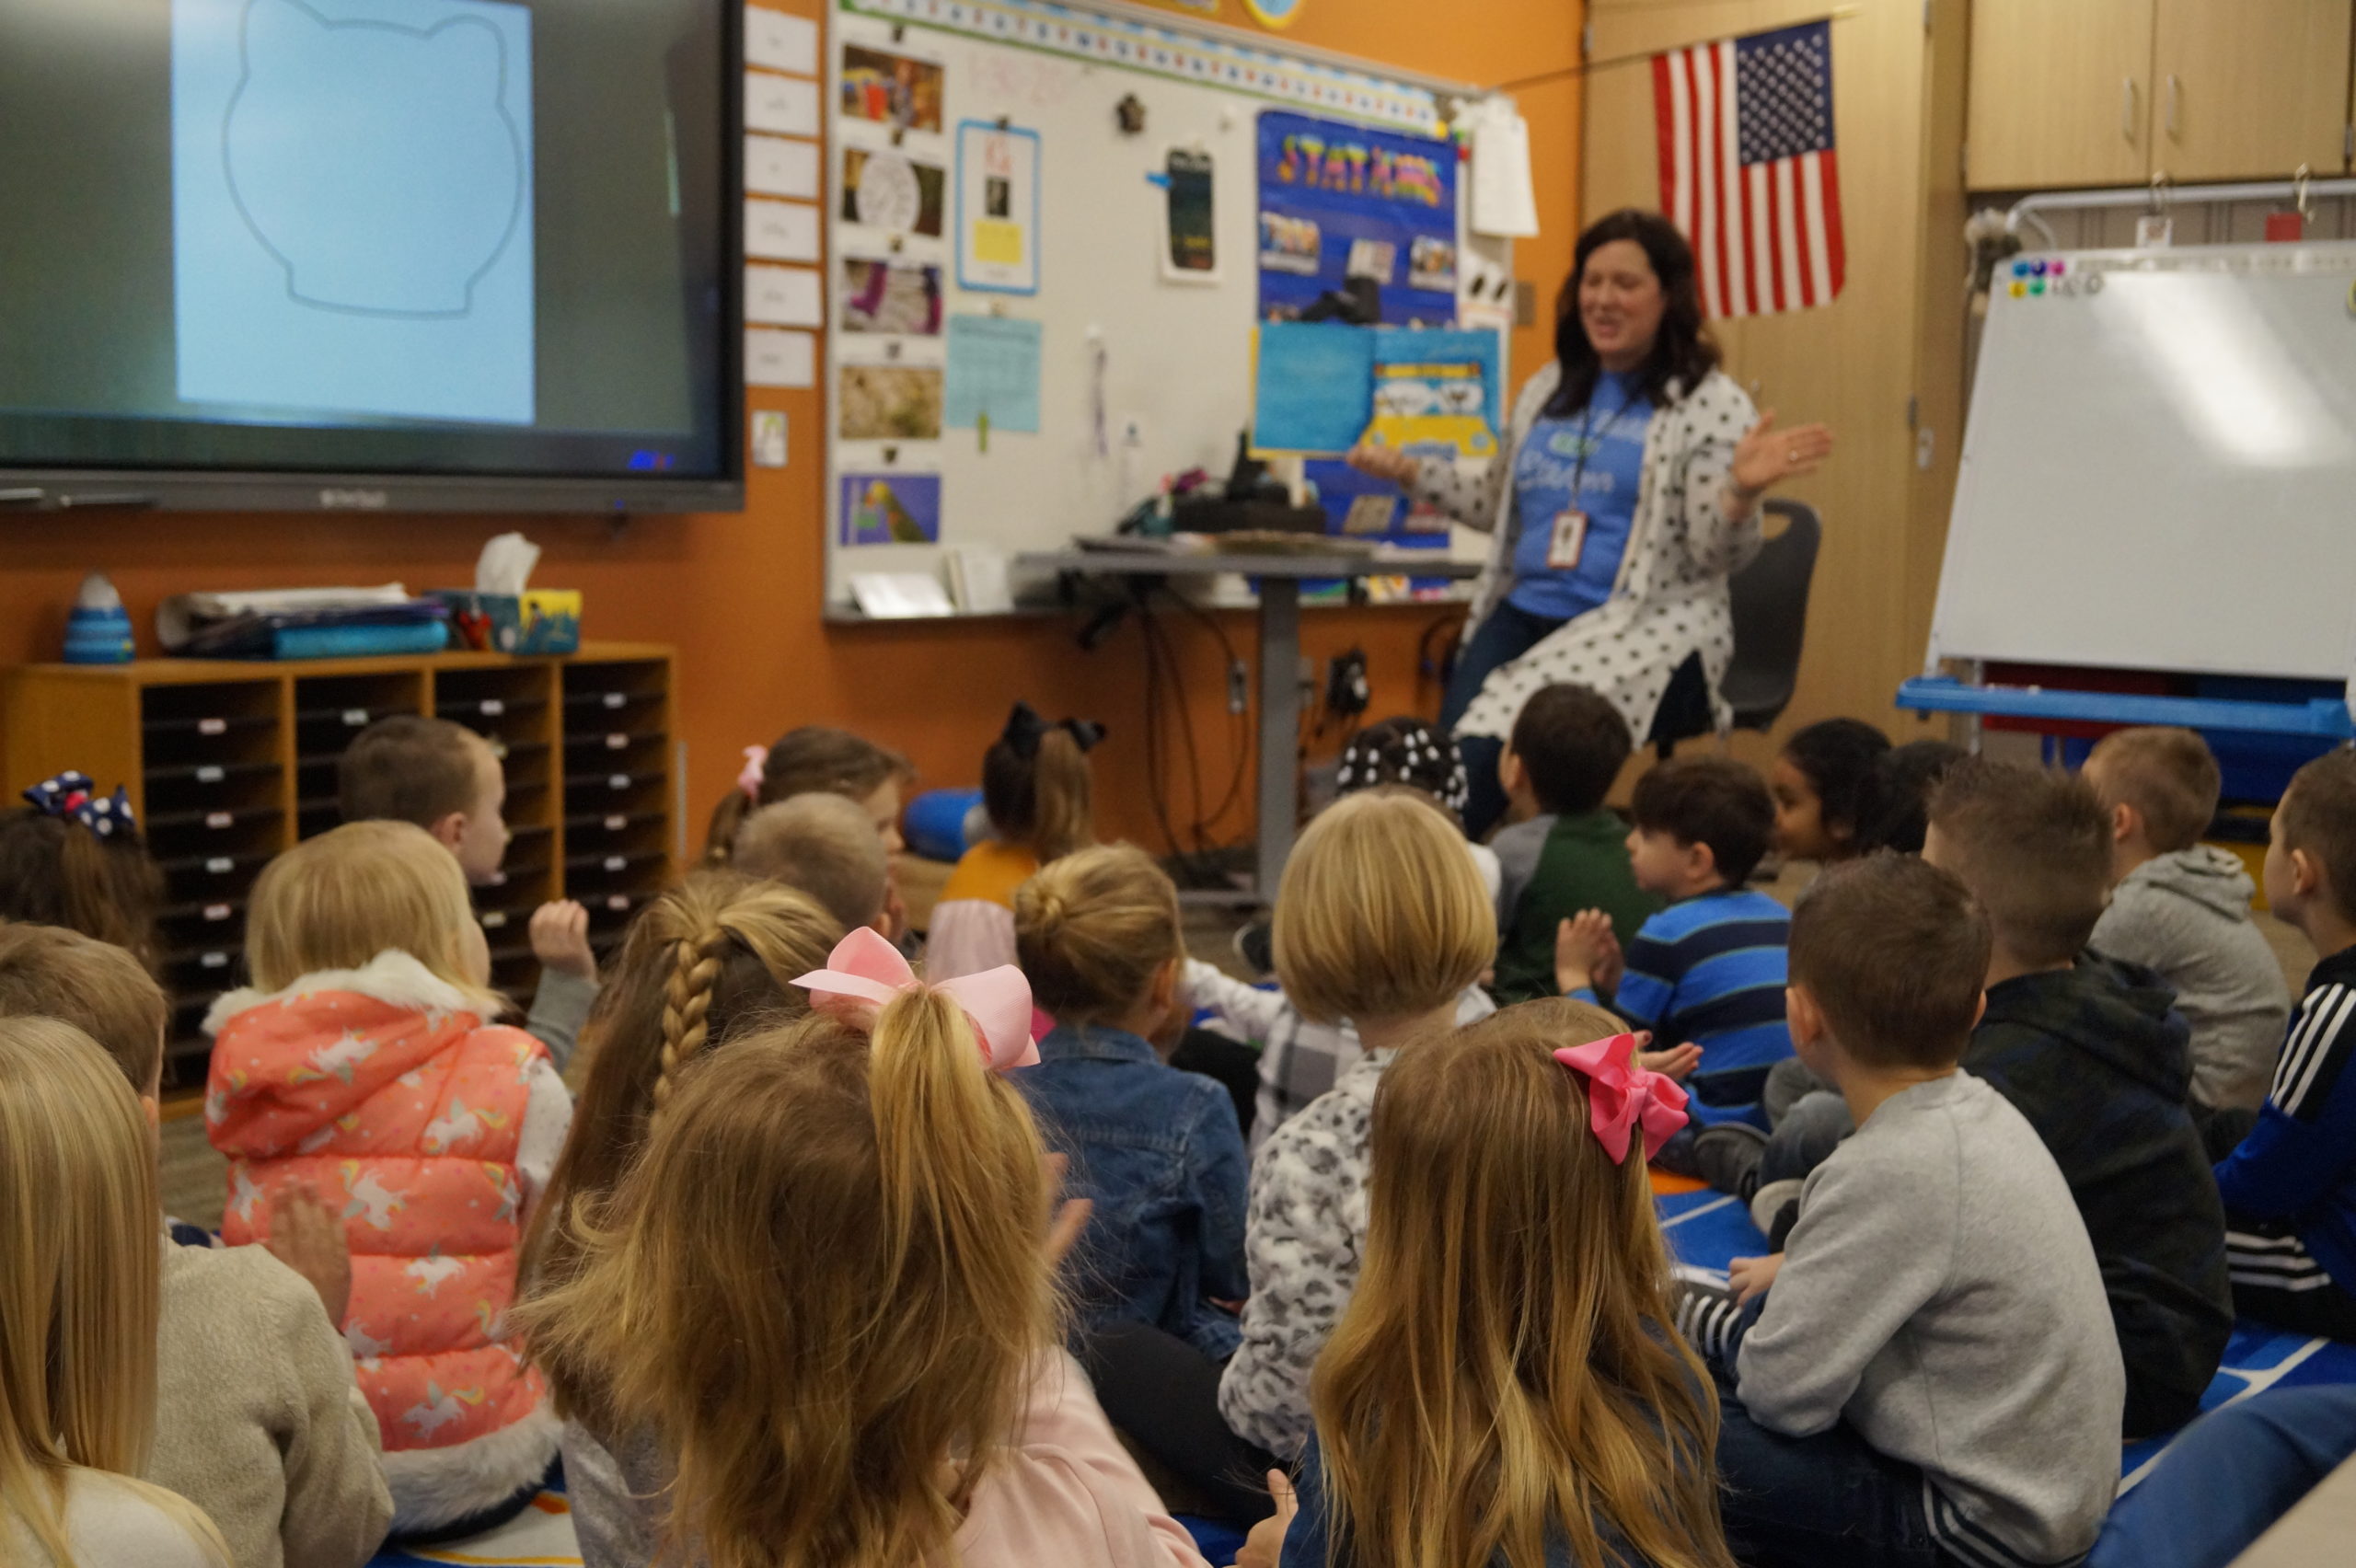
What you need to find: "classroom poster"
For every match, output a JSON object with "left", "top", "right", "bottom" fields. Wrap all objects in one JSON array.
[
  {"left": 1255, "top": 110, "right": 1461, "bottom": 561},
  {"left": 841, "top": 258, "right": 943, "bottom": 336},
  {"left": 943, "top": 315, "right": 1043, "bottom": 434},
  {"left": 838, "top": 472, "right": 942, "bottom": 545},
  {"left": 837, "top": 363, "right": 943, "bottom": 440},
  {"left": 1255, "top": 110, "right": 1458, "bottom": 328},
  {"left": 1162, "top": 147, "right": 1217, "bottom": 282},
  {"left": 956, "top": 121, "right": 1041, "bottom": 295},
  {"left": 839, "top": 43, "right": 943, "bottom": 133},
  {"left": 842, "top": 145, "right": 945, "bottom": 237}
]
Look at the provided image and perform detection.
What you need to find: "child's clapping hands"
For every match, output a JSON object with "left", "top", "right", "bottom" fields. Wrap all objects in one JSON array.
[{"left": 1553, "top": 909, "right": 1625, "bottom": 997}]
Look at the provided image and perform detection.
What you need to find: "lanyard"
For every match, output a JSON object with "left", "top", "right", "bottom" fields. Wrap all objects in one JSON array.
[{"left": 1566, "top": 384, "right": 1644, "bottom": 501}]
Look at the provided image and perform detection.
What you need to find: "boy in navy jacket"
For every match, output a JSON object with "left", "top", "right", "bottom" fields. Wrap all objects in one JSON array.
[{"left": 2216, "top": 749, "right": 2356, "bottom": 1341}]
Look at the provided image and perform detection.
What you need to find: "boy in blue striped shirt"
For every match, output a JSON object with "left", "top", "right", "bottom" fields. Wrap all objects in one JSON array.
[{"left": 1554, "top": 755, "right": 1793, "bottom": 1113}]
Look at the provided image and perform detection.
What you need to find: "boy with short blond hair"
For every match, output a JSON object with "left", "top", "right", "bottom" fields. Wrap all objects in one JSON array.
[
  {"left": 1924, "top": 757, "right": 2233, "bottom": 1435},
  {"left": 1677, "top": 855, "right": 2123, "bottom": 1568},
  {"left": 2214, "top": 747, "right": 2356, "bottom": 1340},
  {"left": 2086, "top": 726, "right": 2290, "bottom": 1113},
  {"left": 733, "top": 792, "right": 891, "bottom": 933},
  {"left": 340, "top": 713, "right": 598, "bottom": 1068},
  {"left": 0, "top": 922, "right": 393, "bottom": 1568}
]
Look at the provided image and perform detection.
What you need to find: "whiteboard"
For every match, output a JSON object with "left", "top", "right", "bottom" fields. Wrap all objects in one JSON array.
[
  {"left": 1932, "top": 242, "right": 2356, "bottom": 681},
  {"left": 821, "top": 0, "right": 1492, "bottom": 612}
]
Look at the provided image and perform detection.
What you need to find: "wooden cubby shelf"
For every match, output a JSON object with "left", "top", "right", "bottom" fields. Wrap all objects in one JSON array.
[{"left": 4, "top": 643, "right": 676, "bottom": 1090}]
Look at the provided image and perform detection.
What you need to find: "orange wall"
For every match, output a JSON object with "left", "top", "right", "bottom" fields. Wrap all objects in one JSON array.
[{"left": 0, "top": 0, "right": 1583, "bottom": 851}]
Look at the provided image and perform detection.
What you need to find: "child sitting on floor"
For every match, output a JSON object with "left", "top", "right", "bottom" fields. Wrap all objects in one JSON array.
[
  {"left": 733, "top": 792, "right": 893, "bottom": 935},
  {"left": 1673, "top": 854, "right": 2123, "bottom": 1568},
  {"left": 341, "top": 715, "right": 600, "bottom": 1070},
  {"left": 2085, "top": 726, "right": 2290, "bottom": 1119},
  {"left": 1554, "top": 755, "right": 1790, "bottom": 1110},
  {"left": 704, "top": 725, "right": 916, "bottom": 937},
  {"left": 1767, "top": 718, "right": 1889, "bottom": 867},
  {"left": 0, "top": 923, "right": 392, "bottom": 1568},
  {"left": 1489, "top": 686, "right": 1657, "bottom": 1005},
  {"left": 206, "top": 821, "right": 571, "bottom": 1539},
  {"left": 1187, "top": 738, "right": 1505, "bottom": 1155},
  {"left": 1249, "top": 1000, "right": 1735, "bottom": 1568},
  {"left": 1013, "top": 845, "right": 1247, "bottom": 1360},
  {"left": 0, "top": 768, "right": 166, "bottom": 974},
  {"left": 2213, "top": 747, "right": 2356, "bottom": 1343},
  {"left": 523, "top": 872, "right": 840, "bottom": 1568},
  {"left": 931, "top": 702, "right": 1102, "bottom": 978},
  {"left": 0, "top": 1018, "right": 234, "bottom": 1568},
  {"left": 517, "top": 976, "right": 1209, "bottom": 1568}
]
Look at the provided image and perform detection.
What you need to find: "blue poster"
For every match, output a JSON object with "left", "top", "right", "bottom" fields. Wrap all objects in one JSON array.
[
  {"left": 943, "top": 315, "right": 1043, "bottom": 432},
  {"left": 1255, "top": 110, "right": 1458, "bottom": 329}
]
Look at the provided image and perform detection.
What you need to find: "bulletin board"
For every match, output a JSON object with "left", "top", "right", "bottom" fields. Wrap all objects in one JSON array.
[{"left": 820, "top": 0, "right": 1501, "bottom": 615}]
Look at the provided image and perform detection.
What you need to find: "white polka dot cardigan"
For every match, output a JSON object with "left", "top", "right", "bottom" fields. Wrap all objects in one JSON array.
[{"left": 1412, "top": 362, "right": 1763, "bottom": 744}]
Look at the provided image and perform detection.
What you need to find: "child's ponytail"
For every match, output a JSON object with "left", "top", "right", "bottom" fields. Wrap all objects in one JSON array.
[
  {"left": 865, "top": 987, "right": 1054, "bottom": 1362},
  {"left": 1030, "top": 728, "right": 1095, "bottom": 863}
]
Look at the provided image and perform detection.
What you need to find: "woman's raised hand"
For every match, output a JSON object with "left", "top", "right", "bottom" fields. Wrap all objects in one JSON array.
[
  {"left": 1729, "top": 410, "right": 1834, "bottom": 498},
  {"left": 1345, "top": 441, "right": 1420, "bottom": 488}
]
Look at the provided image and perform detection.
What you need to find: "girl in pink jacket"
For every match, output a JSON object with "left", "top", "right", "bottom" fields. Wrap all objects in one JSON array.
[
  {"left": 207, "top": 821, "right": 570, "bottom": 1539},
  {"left": 518, "top": 931, "right": 1207, "bottom": 1568}
]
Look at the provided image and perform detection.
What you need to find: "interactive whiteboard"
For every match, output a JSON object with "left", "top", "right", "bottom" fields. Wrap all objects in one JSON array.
[{"left": 1933, "top": 242, "right": 2356, "bottom": 681}]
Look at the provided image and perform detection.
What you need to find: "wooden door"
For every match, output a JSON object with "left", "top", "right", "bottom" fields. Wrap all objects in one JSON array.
[
  {"left": 1965, "top": 0, "right": 2155, "bottom": 189},
  {"left": 2153, "top": 0, "right": 2352, "bottom": 180}
]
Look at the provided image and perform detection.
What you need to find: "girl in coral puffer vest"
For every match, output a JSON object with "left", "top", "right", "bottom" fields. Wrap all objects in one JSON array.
[{"left": 206, "top": 820, "right": 571, "bottom": 1540}]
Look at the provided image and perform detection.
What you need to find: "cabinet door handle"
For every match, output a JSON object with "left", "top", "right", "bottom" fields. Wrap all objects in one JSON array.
[
  {"left": 2165, "top": 74, "right": 2181, "bottom": 139},
  {"left": 2122, "top": 77, "right": 2139, "bottom": 144}
]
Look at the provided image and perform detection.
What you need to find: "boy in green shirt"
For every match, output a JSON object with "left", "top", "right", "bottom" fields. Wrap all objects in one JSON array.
[{"left": 1489, "top": 684, "right": 1660, "bottom": 1003}]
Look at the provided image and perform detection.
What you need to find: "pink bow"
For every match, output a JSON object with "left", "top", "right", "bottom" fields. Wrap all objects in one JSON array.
[
  {"left": 737, "top": 745, "right": 768, "bottom": 802},
  {"left": 1553, "top": 1033, "right": 1690, "bottom": 1164},
  {"left": 791, "top": 928, "right": 1041, "bottom": 1072}
]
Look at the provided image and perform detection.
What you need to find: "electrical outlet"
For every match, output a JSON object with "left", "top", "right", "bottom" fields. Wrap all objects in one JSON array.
[{"left": 1228, "top": 658, "right": 1248, "bottom": 714}]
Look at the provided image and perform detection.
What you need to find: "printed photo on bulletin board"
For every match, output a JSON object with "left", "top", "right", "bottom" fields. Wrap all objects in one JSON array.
[
  {"left": 839, "top": 364, "right": 945, "bottom": 440},
  {"left": 956, "top": 121, "right": 1041, "bottom": 295},
  {"left": 841, "top": 258, "right": 944, "bottom": 336},
  {"left": 840, "top": 44, "right": 944, "bottom": 133},
  {"left": 842, "top": 146, "right": 946, "bottom": 237},
  {"left": 839, "top": 472, "right": 942, "bottom": 545},
  {"left": 1162, "top": 146, "right": 1218, "bottom": 282}
]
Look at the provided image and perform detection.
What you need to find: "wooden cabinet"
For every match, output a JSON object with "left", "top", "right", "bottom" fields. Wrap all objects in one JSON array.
[
  {"left": 3, "top": 644, "right": 675, "bottom": 1089},
  {"left": 2151, "top": 0, "right": 2351, "bottom": 181},
  {"left": 1966, "top": 0, "right": 2155, "bottom": 190},
  {"left": 1967, "top": 0, "right": 2353, "bottom": 189}
]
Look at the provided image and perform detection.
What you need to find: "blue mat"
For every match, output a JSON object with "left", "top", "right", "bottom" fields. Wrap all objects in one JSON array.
[{"left": 1654, "top": 1186, "right": 2356, "bottom": 1487}]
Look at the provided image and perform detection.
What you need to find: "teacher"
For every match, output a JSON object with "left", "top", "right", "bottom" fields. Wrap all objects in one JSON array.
[{"left": 1350, "top": 208, "right": 1833, "bottom": 837}]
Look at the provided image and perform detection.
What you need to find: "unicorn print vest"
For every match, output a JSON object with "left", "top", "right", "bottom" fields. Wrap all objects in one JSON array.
[{"left": 206, "top": 951, "right": 557, "bottom": 1528}]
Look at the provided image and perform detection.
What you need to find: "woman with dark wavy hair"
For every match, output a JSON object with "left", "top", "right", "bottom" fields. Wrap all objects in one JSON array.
[{"left": 1351, "top": 209, "right": 1833, "bottom": 836}]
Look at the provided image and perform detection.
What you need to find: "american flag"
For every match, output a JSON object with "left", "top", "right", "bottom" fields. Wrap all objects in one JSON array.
[{"left": 1652, "top": 19, "right": 1846, "bottom": 318}]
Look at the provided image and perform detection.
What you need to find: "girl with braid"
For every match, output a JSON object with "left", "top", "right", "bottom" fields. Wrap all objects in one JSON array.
[{"left": 522, "top": 871, "right": 840, "bottom": 1568}]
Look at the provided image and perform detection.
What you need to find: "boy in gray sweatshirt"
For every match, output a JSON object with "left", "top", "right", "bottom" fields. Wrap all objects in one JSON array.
[
  {"left": 1675, "top": 855, "right": 2123, "bottom": 1568},
  {"left": 2085, "top": 727, "right": 2290, "bottom": 1117}
]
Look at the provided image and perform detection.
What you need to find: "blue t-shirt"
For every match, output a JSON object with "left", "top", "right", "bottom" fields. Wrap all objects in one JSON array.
[{"left": 1507, "top": 370, "right": 1655, "bottom": 622}]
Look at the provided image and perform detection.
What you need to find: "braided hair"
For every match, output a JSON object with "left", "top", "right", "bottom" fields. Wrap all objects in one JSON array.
[{"left": 524, "top": 871, "right": 841, "bottom": 1288}]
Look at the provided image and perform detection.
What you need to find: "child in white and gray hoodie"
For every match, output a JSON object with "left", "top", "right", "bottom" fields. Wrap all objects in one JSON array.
[
  {"left": 2085, "top": 728, "right": 2290, "bottom": 1116},
  {"left": 1676, "top": 855, "right": 2121, "bottom": 1568}
]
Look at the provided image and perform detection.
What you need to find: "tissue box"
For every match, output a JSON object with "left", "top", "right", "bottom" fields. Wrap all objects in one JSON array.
[{"left": 430, "top": 590, "right": 582, "bottom": 655}]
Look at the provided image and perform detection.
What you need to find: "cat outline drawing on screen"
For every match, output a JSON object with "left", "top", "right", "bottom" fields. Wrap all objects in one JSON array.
[{"left": 223, "top": 0, "right": 528, "bottom": 317}]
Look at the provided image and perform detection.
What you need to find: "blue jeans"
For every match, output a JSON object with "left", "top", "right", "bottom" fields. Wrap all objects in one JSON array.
[
  {"left": 1444, "top": 600, "right": 1566, "bottom": 840},
  {"left": 2091, "top": 1387, "right": 2356, "bottom": 1568},
  {"left": 1712, "top": 1364, "right": 1954, "bottom": 1568}
]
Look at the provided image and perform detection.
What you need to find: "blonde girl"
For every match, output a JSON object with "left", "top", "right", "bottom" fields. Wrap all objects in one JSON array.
[
  {"left": 206, "top": 820, "right": 571, "bottom": 1539},
  {"left": 1256, "top": 998, "right": 1734, "bottom": 1568},
  {"left": 0, "top": 1017, "right": 230, "bottom": 1568},
  {"left": 930, "top": 701, "right": 1102, "bottom": 979},
  {"left": 518, "top": 981, "right": 1210, "bottom": 1568},
  {"left": 521, "top": 872, "right": 839, "bottom": 1568}
]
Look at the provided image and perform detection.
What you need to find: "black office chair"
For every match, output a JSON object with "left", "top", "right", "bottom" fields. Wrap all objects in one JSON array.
[{"left": 1645, "top": 499, "right": 1824, "bottom": 757}]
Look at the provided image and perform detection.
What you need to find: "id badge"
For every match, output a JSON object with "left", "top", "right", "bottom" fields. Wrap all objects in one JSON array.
[{"left": 1546, "top": 510, "right": 1589, "bottom": 570}]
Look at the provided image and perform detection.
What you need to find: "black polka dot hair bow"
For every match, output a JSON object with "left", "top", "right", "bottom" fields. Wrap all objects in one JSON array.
[
  {"left": 1336, "top": 721, "right": 1472, "bottom": 817},
  {"left": 1000, "top": 700, "right": 1107, "bottom": 759},
  {"left": 21, "top": 770, "right": 138, "bottom": 839}
]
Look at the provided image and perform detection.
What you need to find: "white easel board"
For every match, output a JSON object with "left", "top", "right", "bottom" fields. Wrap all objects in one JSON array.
[
  {"left": 1932, "top": 242, "right": 2356, "bottom": 681},
  {"left": 820, "top": 0, "right": 1495, "bottom": 614}
]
